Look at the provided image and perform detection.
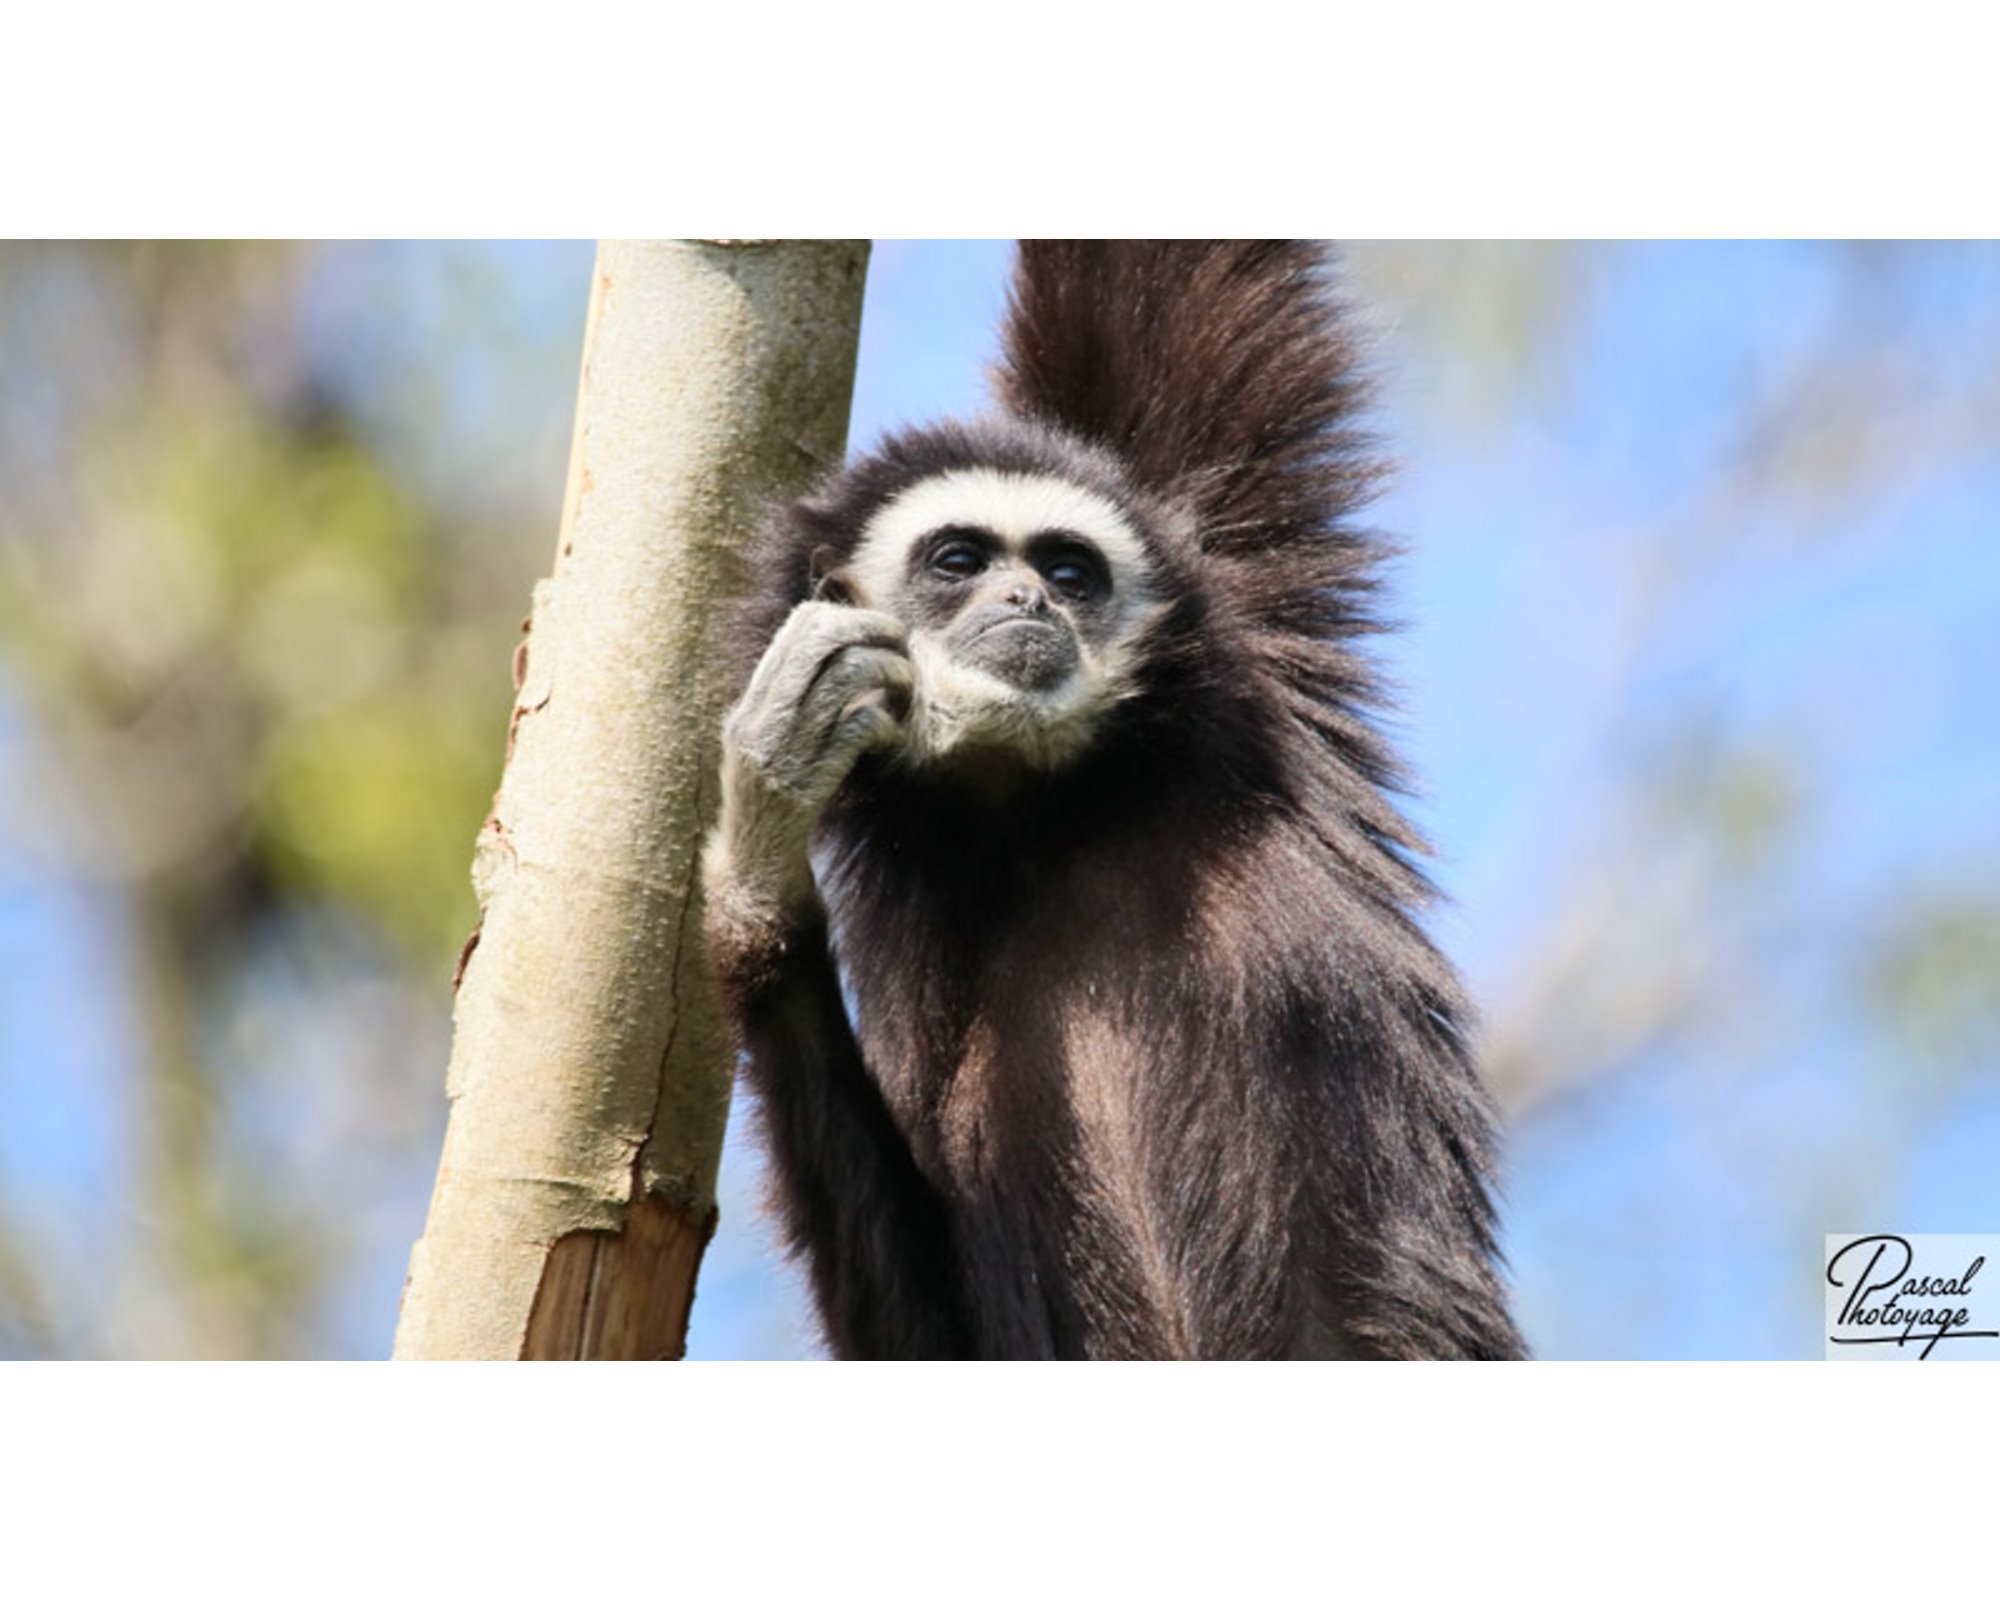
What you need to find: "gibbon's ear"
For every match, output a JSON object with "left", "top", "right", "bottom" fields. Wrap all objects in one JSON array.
[{"left": 809, "top": 546, "right": 857, "bottom": 606}]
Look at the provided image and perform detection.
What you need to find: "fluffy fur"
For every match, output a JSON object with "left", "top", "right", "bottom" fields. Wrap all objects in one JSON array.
[{"left": 703, "top": 241, "right": 1525, "bottom": 1359}]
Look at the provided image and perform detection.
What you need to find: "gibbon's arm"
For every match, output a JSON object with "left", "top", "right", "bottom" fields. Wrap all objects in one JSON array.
[
  {"left": 702, "top": 601, "right": 974, "bottom": 1357},
  {"left": 709, "top": 906, "right": 973, "bottom": 1357},
  {"left": 1277, "top": 933, "right": 1526, "bottom": 1361}
]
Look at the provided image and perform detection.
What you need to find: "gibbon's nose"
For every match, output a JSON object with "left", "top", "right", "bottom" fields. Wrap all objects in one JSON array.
[{"left": 1003, "top": 575, "right": 1050, "bottom": 614}]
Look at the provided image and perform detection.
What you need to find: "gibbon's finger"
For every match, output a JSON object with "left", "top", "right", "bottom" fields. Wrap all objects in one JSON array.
[
  {"left": 824, "top": 692, "right": 907, "bottom": 765},
  {"left": 800, "top": 642, "right": 915, "bottom": 726},
  {"left": 738, "top": 601, "right": 908, "bottom": 723},
  {"left": 778, "top": 598, "right": 908, "bottom": 665},
  {"left": 789, "top": 650, "right": 914, "bottom": 780}
]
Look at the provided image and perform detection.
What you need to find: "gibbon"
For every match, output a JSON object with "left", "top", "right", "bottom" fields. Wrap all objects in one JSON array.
[{"left": 701, "top": 241, "right": 1524, "bottom": 1359}]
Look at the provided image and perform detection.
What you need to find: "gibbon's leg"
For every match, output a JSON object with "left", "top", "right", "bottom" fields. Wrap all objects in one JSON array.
[{"left": 702, "top": 601, "right": 973, "bottom": 1357}]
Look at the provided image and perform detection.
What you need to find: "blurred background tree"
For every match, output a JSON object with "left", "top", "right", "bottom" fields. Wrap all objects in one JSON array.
[
  {"left": 0, "top": 242, "right": 583, "bottom": 1355},
  {"left": 2, "top": 240, "right": 1995, "bottom": 1358}
]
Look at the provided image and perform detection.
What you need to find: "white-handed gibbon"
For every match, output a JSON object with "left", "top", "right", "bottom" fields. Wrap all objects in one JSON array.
[{"left": 701, "top": 241, "right": 1525, "bottom": 1359}]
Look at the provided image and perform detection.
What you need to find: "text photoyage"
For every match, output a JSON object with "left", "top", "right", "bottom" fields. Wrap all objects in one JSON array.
[{"left": 1825, "top": 1235, "right": 2000, "bottom": 1359}]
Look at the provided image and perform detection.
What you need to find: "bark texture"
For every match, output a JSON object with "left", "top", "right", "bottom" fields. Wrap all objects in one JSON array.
[{"left": 394, "top": 239, "right": 870, "bottom": 1359}]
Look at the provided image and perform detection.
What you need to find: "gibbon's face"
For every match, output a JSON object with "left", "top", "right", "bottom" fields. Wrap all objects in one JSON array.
[{"left": 839, "top": 467, "right": 1165, "bottom": 768}]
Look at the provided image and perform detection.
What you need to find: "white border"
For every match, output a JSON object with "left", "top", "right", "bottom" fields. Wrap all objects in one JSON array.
[
  {"left": 5, "top": 1362, "right": 1995, "bottom": 1590},
  {"left": 7, "top": 5, "right": 1993, "bottom": 236}
]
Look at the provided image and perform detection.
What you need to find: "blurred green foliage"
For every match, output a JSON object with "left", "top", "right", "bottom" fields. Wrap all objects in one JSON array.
[
  {"left": 0, "top": 242, "right": 577, "bottom": 1354},
  {"left": 1869, "top": 898, "right": 2000, "bottom": 1072}
]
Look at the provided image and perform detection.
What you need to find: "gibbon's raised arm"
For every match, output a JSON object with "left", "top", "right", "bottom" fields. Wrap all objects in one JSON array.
[{"left": 702, "top": 241, "right": 1525, "bottom": 1359}]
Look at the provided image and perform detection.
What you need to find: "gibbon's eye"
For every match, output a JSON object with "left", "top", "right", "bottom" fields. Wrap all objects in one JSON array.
[
  {"left": 930, "top": 542, "right": 986, "bottom": 580},
  {"left": 1043, "top": 559, "right": 1094, "bottom": 600},
  {"left": 1036, "top": 542, "right": 1107, "bottom": 603}
]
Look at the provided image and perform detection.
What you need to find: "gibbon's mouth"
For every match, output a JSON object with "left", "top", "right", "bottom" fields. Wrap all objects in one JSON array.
[
  {"left": 970, "top": 614, "right": 1060, "bottom": 643},
  {"left": 960, "top": 613, "right": 1078, "bottom": 692}
]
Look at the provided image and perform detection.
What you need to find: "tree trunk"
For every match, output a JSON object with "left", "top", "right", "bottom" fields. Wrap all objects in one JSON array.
[{"left": 393, "top": 239, "right": 870, "bottom": 1359}]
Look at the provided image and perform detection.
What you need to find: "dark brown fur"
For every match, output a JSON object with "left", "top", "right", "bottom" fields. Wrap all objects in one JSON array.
[{"left": 705, "top": 242, "right": 1525, "bottom": 1358}]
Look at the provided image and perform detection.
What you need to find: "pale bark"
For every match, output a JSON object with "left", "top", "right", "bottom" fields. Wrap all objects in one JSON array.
[{"left": 393, "top": 240, "right": 870, "bottom": 1359}]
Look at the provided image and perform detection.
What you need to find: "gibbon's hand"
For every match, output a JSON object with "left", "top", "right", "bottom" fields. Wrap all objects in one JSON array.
[
  {"left": 725, "top": 600, "right": 912, "bottom": 808},
  {"left": 706, "top": 602, "right": 913, "bottom": 926}
]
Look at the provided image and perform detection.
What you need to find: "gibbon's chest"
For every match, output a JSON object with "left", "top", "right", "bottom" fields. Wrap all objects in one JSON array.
[
  {"left": 839, "top": 843, "right": 1204, "bottom": 1184},
  {"left": 844, "top": 869, "right": 1268, "bottom": 1358}
]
